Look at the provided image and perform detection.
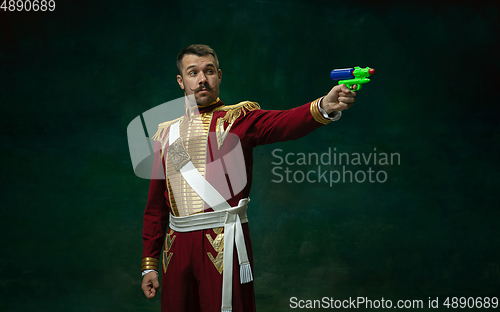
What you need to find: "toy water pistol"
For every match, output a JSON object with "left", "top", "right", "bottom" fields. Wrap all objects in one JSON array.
[{"left": 330, "top": 66, "right": 375, "bottom": 91}]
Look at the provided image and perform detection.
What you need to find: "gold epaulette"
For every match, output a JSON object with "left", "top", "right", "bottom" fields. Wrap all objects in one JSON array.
[
  {"left": 215, "top": 101, "right": 261, "bottom": 124},
  {"left": 150, "top": 117, "right": 183, "bottom": 142}
]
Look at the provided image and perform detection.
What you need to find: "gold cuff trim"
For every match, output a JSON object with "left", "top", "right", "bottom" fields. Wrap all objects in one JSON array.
[
  {"left": 142, "top": 261, "right": 159, "bottom": 266},
  {"left": 310, "top": 98, "right": 332, "bottom": 125},
  {"left": 142, "top": 257, "right": 159, "bottom": 271},
  {"left": 142, "top": 257, "right": 159, "bottom": 263}
]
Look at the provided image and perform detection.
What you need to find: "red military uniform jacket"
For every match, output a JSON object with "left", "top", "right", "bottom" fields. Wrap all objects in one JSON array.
[{"left": 141, "top": 97, "right": 334, "bottom": 272}]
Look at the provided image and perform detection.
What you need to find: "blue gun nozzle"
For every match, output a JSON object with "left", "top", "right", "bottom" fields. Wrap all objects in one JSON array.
[{"left": 330, "top": 68, "right": 355, "bottom": 81}]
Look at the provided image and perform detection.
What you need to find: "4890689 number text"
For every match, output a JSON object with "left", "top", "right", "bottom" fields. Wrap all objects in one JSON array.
[{"left": 1, "top": 0, "right": 55, "bottom": 11}]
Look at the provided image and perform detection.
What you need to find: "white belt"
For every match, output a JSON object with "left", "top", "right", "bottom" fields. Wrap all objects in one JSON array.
[
  {"left": 169, "top": 200, "right": 249, "bottom": 232},
  {"left": 168, "top": 121, "right": 253, "bottom": 312}
]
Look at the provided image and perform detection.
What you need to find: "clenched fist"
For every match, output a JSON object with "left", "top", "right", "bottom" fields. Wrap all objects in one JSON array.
[
  {"left": 141, "top": 271, "right": 160, "bottom": 299},
  {"left": 321, "top": 84, "right": 357, "bottom": 114}
]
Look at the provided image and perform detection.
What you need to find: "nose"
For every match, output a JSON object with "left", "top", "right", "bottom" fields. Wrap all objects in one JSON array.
[{"left": 198, "top": 72, "right": 208, "bottom": 84}]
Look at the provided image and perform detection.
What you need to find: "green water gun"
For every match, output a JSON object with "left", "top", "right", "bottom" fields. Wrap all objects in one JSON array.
[{"left": 330, "top": 66, "right": 376, "bottom": 91}]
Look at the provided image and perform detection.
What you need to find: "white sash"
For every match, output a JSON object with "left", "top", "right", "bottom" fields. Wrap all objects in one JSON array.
[{"left": 169, "top": 121, "right": 253, "bottom": 312}]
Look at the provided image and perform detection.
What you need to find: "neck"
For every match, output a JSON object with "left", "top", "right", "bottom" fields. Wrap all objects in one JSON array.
[
  {"left": 185, "top": 97, "right": 222, "bottom": 120},
  {"left": 198, "top": 97, "right": 222, "bottom": 113}
]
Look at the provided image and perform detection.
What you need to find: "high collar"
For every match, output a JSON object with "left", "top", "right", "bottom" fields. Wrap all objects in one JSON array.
[
  {"left": 198, "top": 97, "right": 224, "bottom": 114},
  {"left": 185, "top": 97, "right": 224, "bottom": 120}
]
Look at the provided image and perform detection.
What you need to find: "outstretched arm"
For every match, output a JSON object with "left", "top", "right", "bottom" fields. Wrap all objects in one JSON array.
[{"left": 231, "top": 84, "right": 357, "bottom": 147}]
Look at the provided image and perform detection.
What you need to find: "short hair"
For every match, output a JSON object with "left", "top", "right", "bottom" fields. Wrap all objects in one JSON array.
[{"left": 176, "top": 44, "right": 219, "bottom": 76}]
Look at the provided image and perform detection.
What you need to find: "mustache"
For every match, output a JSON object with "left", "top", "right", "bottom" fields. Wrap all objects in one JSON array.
[{"left": 189, "top": 84, "right": 212, "bottom": 92}]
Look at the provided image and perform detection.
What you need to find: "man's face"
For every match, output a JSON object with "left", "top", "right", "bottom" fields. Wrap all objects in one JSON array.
[{"left": 177, "top": 54, "right": 222, "bottom": 107}]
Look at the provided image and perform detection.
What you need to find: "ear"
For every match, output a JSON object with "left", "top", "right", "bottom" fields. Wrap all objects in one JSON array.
[
  {"left": 218, "top": 69, "right": 222, "bottom": 83},
  {"left": 177, "top": 74, "right": 184, "bottom": 90}
]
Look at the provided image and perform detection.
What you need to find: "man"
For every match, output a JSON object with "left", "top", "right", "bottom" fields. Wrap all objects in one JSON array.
[{"left": 141, "top": 44, "right": 356, "bottom": 312}]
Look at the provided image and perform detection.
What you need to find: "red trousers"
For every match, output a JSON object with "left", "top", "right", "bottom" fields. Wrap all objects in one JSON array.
[{"left": 161, "top": 223, "right": 256, "bottom": 312}]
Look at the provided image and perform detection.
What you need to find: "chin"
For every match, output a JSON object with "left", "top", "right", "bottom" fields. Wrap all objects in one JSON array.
[
  {"left": 196, "top": 96, "right": 214, "bottom": 107},
  {"left": 195, "top": 100, "right": 209, "bottom": 107}
]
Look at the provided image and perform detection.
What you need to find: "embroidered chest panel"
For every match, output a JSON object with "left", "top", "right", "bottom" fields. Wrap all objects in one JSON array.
[{"left": 166, "top": 113, "right": 212, "bottom": 217}]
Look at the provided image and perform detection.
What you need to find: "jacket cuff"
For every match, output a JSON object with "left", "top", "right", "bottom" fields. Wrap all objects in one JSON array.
[
  {"left": 142, "top": 257, "right": 159, "bottom": 271},
  {"left": 310, "top": 98, "right": 333, "bottom": 125},
  {"left": 142, "top": 269, "right": 158, "bottom": 277},
  {"left": 318, "top": 97, "right": 342, "bottom": 121}
]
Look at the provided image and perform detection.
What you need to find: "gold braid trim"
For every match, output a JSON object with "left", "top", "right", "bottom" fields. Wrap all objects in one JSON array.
[
  {"left": 151, "top": 100, "right": 259, "bottom": 141},
  {"left": 310, "top": 98, "right": 332, "bottom": 125},
  {"left": 141, "top": 257, "right": 159, "bottom": 271},
  {"left": 215, "top": 101, "right": 261, "bottom": 124},
  {"left": 151, "top": 117, "right": 183, "bottom": 142}
]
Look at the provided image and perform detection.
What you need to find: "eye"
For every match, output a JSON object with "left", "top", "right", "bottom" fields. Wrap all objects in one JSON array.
[
  {"left": 188, "top": 71, "right": 196, "bottom": 76},
  {"left": 206, "top": 70, "right": 213, "bottom": 74}
]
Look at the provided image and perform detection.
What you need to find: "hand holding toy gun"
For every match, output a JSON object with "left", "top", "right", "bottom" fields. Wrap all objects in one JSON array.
[{"left": 330, "top": 66, "right": 375, "bottom": 91}]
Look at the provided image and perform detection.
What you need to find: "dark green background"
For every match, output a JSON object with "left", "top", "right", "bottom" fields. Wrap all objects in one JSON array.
[{"left": 1, "top": 0, "right": 499, "bottom": 311}]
